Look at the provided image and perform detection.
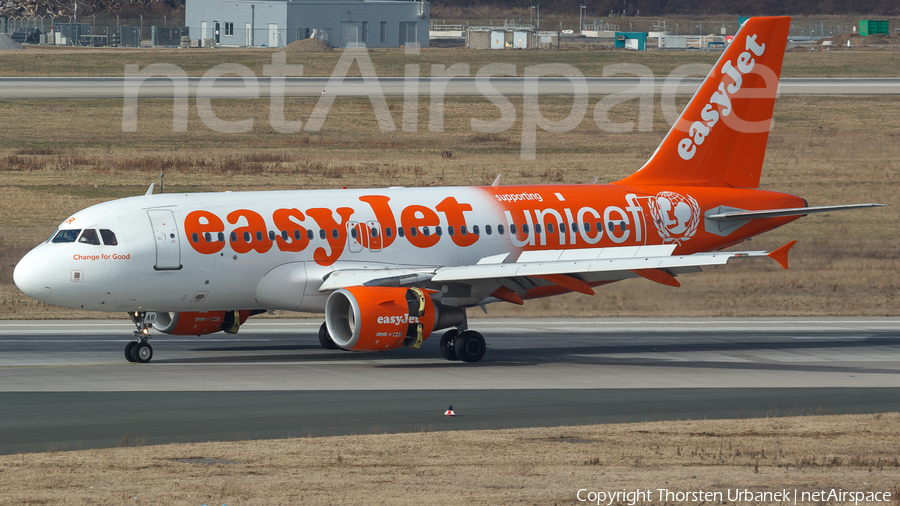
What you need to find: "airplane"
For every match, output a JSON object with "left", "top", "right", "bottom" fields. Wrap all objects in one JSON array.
[{"left": 14, "top": 16, "right": 882, "bottom": 364}]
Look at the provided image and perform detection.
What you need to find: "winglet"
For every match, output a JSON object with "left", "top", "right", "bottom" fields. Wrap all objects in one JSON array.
[
  {"left": 144, "top": 183, "right": 155, "bottom": 196},
  {"left": 768, "top": 240, "right": 796, "bottom": 269}
]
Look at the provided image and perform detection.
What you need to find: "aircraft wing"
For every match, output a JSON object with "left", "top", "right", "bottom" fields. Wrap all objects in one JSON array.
[{"left": 319, "top": 243, "right": 795, "bottom": 296}]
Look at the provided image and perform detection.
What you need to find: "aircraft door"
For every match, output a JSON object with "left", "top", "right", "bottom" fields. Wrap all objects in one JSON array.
[{"left": 147, "top": 210, "right": 183, "bottom": 270}]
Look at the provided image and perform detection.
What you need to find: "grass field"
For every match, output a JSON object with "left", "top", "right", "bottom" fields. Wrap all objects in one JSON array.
[
  {"left": 0, "top": 89, "right": 896, "bottom": 319},
  {"left": 1, "top": 45, "right": 900, "bottom": 77},
  {"left": 1, "top": 413, "right": 897, "bottom": 505}
]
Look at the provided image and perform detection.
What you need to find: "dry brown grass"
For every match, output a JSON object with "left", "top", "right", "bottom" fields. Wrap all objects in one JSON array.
[
  {"left": 0, "top": 413, "right": 897, "bottom": 505},
  {"left": 0, "top": 92, "right": 896, "bottom": 319},
  {"left": 1, "top": 45, "right": 899, "bottom": 77}
]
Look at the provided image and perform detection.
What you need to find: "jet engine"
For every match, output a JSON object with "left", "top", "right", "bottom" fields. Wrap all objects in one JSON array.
[
  {"left": 152, "top": 310, "right": 250, "bottom": 335},
  {"left": 324, "top": 286, "right": 465, "bottom": 351}
]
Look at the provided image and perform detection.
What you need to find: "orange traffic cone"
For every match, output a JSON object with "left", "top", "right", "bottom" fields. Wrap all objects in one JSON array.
[{"left": 444, "top": 405, "right": 456, "bottom": 417}]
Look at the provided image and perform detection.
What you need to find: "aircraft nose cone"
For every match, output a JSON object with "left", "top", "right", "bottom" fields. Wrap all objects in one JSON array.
[{"left": 14, "top": 253, "right": 53, "bottom": 302}]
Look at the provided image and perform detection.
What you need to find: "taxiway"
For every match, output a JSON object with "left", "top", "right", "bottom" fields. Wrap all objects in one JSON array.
[{"left": 0, "top": 318, "right": 898, "bottom": 454}]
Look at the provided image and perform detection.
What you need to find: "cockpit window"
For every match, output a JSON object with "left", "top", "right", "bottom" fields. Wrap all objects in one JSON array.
[
  {"left": 78, "top": 229, "right": 101, "bottom": 245},
  {"left": 46, "top": 228, "right": 59, "bottom": 243},
  {"left": 100, "top": 229, "right": 118, "bottom": 246},
  {"left": 51, "top": 229, "right": 81, "bottom": 243}
]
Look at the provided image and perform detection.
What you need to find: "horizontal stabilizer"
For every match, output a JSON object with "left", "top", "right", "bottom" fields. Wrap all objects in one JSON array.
[{"left": 706, "top": 203, "right": 885, "bottom": 221}]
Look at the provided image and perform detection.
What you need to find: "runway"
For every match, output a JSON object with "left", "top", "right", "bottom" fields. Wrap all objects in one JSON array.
[
  {"left": 0, "top": 77, "right": 897, "bottom": 99},
  {"left": 1, "top": 318, "right": 898, "bottom": 454}
]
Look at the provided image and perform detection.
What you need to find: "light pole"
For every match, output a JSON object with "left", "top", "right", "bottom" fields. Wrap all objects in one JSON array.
[{"left": 579, "top": 4, "right": 586, "bottom": 34}]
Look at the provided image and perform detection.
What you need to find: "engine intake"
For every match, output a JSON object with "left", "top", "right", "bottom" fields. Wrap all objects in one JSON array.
[{"left": 325, "top": 286, "right": 465, "bottom": 351}]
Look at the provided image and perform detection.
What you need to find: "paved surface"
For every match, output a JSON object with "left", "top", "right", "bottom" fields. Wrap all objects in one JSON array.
[
  {"left": 0, "top": 77, "right": 897, "bottom": 98},
  {"left": 0, "top": 318, "right": 898, "bottom": 454}
]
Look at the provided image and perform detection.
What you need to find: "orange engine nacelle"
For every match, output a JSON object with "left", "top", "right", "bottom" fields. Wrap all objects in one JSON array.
[
  {"left": 324, "top": 286, "right": 464, "bottom": 351},
  {"left": 152, "top": 310, "right": 250, "bottom": 336}
]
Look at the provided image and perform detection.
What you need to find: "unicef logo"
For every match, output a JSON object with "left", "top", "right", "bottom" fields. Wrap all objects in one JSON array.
[{"left": 648, "top": 191, "right": 701, "bottom": 245}]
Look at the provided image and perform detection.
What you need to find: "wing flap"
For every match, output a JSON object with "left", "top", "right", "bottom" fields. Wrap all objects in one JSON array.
[{"left": 431, "top": 250, "right": 768, "bottom": 283}]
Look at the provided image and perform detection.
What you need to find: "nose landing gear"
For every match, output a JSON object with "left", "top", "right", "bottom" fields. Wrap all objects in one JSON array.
[{"left": 126, "top": 311, "right": 155, "bottom": 364}]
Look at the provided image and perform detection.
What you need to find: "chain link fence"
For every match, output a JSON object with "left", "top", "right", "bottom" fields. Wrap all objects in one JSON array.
[{"left": 1, "top": 15, "right": 189, "bottom": 47}]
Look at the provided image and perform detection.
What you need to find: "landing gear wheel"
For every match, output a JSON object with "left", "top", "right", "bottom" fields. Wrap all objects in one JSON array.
[
  {"left": 318, "top": 322, "right": 340, "bottom": 350},
  {"left": 124, "top": 342, "right": 137, "bottom": 363},
  {"left": 131, "top": 341, "right": 153, "bottom": 364},
  {"left": 453, "top": 330, "right": 486, "bottom": 363},
  {"left": 439, "top": 329, "right": 460, "bottom": 361}
]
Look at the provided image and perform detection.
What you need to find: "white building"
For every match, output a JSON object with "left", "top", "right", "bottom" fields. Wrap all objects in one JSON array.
[{"left": 186, "top": 0, "right": 430, "bottom": 48}]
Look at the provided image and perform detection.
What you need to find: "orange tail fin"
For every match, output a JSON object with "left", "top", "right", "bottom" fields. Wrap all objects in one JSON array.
[{"left": 616, "top": 16, "right": 791, "bottom": 189}]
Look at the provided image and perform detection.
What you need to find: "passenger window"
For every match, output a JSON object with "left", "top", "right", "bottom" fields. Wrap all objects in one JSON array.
[
  {"left": 191, "top": 233, "right": 199, "bottom": 243},
  {"left": 319, "top": 230, "right": 326, "bottom": 240},
  {"left": 410, "top": 227, "right": 418, "bottom": 237},
  {"left": 485, "top": 225, "right": 492, "bottom": 235},
  {"left": 423, "top": 227, "right": 431, "bottom": 237},
  {"left": 371, "top": 228, "right": 379, "bottom": 238},
  {"left": 534, "top": 224, "right": 542, "bottom": 234},
  {"left": 385, "top": 227, "right": 393, "bottom": 238},
  {"left": 307, "top": 229, "right": 314, "bottom": 240},
  {"left": 461, "top": 225, "right": 468, "bottom": 236},
  {"left": 472, "top": 225, "right": 480, "bottom": 235},
  {"left": 547, "top": 223, "right": 554, "bottom": 234},
  {"left": 351, "top": 228, "right": 358, "bottom": 239},
  {"left": 435, "top": 226, "right": 442, "bottom": 237},
  {"left": 218, "top": 232, "right": 225, "bottom": 243},
  {"left": 52, "top": 229, "right": 81, "bottom": 243},
  {"left": 398, "top": 227, "right": 405, "bottom": 237},
  {"left": 498, "top": 224, "right": 505, "bottom": 235},
  {"left": 522, "top": 224, "right": 530, "bottom": 234},
  {"left": 99, "top": 229, "right": 118, "bottom": 246},
  {"left": 448, "top": 226, "right": 455, "bottom": 236},
  {"left": 79, "top": 229, "right": 101, "bottom": 245},
  {"left": 332, "top": 229, "right": 338, "bottom": 239},
  {"left": 510, "top": 224, "right": 517, "bottom": 234},
  {"left": 244, "top": 232, "right": 252, "bottom": 242}
]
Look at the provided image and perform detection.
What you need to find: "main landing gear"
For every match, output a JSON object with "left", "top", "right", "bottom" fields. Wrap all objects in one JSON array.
[
  {"left": 125, "top": 311, "right": 154, "bottom": 364},
  {"left": 438, "top": 328, "right": 486, "bottom": 363}
]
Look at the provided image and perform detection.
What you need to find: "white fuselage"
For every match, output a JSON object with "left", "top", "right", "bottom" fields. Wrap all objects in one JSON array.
[{"left": 15, "top": 184, "right": 654, "bottom": 313}]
